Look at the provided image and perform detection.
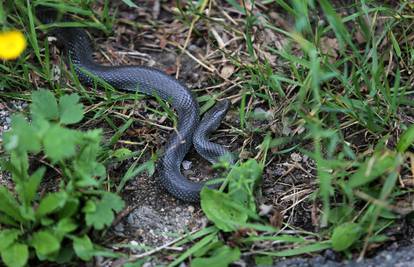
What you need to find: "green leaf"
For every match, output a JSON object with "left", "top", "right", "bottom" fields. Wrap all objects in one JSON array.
[
  {"left": 255, "top": 256, "right": 273, "bottom": 266},
  {"left": 112, "top": 148, "right": 132, "bottom": 159},
  {"left": 397, "top": 124, "right": 414, "bottom": 152},
  {"left": 56, "top": 218, "right": 78, "bottom": 234},
  {"left": 54, "top": 245, "right": 75, "bottom": 264},
  {"left": 227, "top": 159, "right": 262, "bottom": 211},
  {"left": 331, "top": 223, "right": 362, "bottom": 251},
  {"left": 122, "top": 0, "right": 138, "bottom": 8},
  {"left": 319, "top": 0, "right": 351, "bottom": 50},
  {"left": 328, "top": 206, "right": 354, "bottom": 224},
  {"left": 389, "top": 31, "right": 401, "bottom": 58},
  {"left": 169, "top": 232, "right": 217, "bottom": 267},
  {"left": 348, "top": 152, "right": 402, "bottom": 188},
  {"left": 84, "top": 193, "right": 124, "bottom": 230},
  {"left": 73, "top": 129, "right": 105, "bottom": 187},
  {"left": 82, "top": 200, "right": 96, "bottom": 213},
  {"left": 59, "top": 94, "right": 84, "bottom": 125},
  {"left": 0, "top": 186, "right": 24, "bottom": 222},
  {"left": 15, "top": 167, "right": 45, "bottom": 206},
  {"left": 192, "top": 246, "right": 241, "bottom": 267},
  {"left": 73, "top": 235, "right": 94, "bottom": 261},
  {"left": 31, "top": 90, "right": 59, "bottom": 121},
  {"left": 43, "top": 125, "right": 79, "bottom": 162},
  {"left": 1, "top": 243, "right": 28, "bottom": 267},
  {"left": 3, "top": 115, "right": 41, "bottom": 153},
  {"left": 36, "top": 191, "right": 67, "bottom": 217},
  {"left": 31, "top": 230, "right": 60, "bottom": 258},
  {"left": 123, "top": 260, "right": 146, "bottom": 267},
  {"left": 259, "top": 241, "right": 332, "bottom": 257},
  {"left": 57, "top": 198, "right": 79, "bottom": 219},
  {"left": 0, "top": 214, "right": 18, "bottom": 227},
  {"left": 200, "top": 188, "right": 248, "bottom": 232},
  {"left": 0, "top": 229, "right": 21, "bottom": 250},
  {"left": 118, "top": 159, "right": 155, "bottom": 192}
]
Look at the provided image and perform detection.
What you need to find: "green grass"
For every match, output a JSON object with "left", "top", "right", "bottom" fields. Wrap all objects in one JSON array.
[{"left": 1, "top": 0, "right": 414, "bottom": 266}]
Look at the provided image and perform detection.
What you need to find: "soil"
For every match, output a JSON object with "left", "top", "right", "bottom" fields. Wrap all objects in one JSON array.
[{"left": 1, "top": 1, "right": 413, "bottom": 266}]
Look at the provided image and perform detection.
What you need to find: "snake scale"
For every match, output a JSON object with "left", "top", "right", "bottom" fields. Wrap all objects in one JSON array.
[{"left": 36, "top": 7, "right": 234, "bottom": 202}]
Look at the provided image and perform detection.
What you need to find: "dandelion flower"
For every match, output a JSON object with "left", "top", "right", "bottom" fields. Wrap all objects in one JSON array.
[{"left": 0, "top": 30, "right": 27, "bottom": 60}]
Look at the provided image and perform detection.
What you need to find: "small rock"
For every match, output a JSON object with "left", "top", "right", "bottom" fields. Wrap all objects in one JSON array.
[
  {"left": 220, "top": 64, "right": 235, "bottom": 79},
  {"left": 114, "top": 222, "right": 124, "bottom": 233},
  {"left": 259, "top": 204, "right": 273, "bottom": 216},
  {"left": 182, "top": 160, "right": 192, "bottom": 170},
  {"left": 291, "top": 152, "right": 302, "bottom": 162}
]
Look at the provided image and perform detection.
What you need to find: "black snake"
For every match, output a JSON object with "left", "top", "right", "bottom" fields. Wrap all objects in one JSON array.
[{"left": 36, "top": 7, "right": 234, "bottom": 202}]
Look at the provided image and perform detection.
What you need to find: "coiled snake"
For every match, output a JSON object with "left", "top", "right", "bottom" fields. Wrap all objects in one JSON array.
[{"left": 37, "top": 8, "right": 234, "bottom": 202}]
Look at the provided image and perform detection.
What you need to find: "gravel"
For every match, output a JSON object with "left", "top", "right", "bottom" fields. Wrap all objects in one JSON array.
[{"left": 273, "top": 244, "right": 414, "bottom": 267}]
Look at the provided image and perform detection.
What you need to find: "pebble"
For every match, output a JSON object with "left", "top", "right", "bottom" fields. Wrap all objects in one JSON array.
[
  {"left": 182, "top": 160, "right": 192, "bottom": 170},
  {"left": 290, "top": 152, "right": 302, "bottom": 162},
  {"left": 273, "top": 244, "right": 414, "bottom": 267}
]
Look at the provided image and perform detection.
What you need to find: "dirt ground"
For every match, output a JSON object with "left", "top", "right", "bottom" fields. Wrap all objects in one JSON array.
[{"left": 1, "top": 0, "right": 413, "bottom": 266}]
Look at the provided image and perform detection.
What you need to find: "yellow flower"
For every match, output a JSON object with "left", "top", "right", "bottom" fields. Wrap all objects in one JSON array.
[{"left": 0, "top": 30, "right": 27, "bottom": 60}]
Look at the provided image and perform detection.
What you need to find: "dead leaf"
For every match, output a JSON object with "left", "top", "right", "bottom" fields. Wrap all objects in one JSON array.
[
  {"left": 221, "top": 64, "right": 235, "bottom": 79},
  {"left": 355, "top": 30, "right": 366, "bottom": 44},
  {"left": 320, "top": 37, "right": 339, "bottom": 62},
  {"left": 269, "top": 209, "right": 283, "bottom": 228}
]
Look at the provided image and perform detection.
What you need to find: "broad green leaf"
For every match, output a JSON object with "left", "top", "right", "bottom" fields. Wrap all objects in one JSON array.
[
  {"left": 227, "top": 159, "right": 262, "bottom": 211},
  {"left": 54, "top": 245, "right": 75, "bottom": 264},
  {"left": 31, "top": 90, "right": 59, "bottom": 121},
  {"left": 73, "top": 130, "right": 105, "bottom": 187},
  {"left": 192, "top": 246, "right": 241, "bottom": 267},
  {"left": 224, "top": 0, "right": 245, "bottom": 14},
  {"left": 0, "top": 214, "right": 18, "bottom": 227},
  {"left": 397, "top": 124, "right": 414, "bottom": 152},
  {"left": 36, "top": 191, "right": 67, "bottom": 217},
  {"left": 0, "top": 229, "right": 21, "bottom": 250},
  {"left": 84, "top": 193, "right": 124, "bottom": 230},
  {"left": 31, "top": 230, "right": 60, "bottom": 258},
  {"left": 124, "top": 260, "right": 146, "bottom": 267},
  {"left": 328, "top": 206, "right": 354, "bottom": 224},
  {"left": 1, "top": 243, "right": 28, "bottom": 267},
  {"left": 73, "top": 235, "right": 94, "bottom": 261},
  {"left": 10, "top": 151, "right": 29, "bottom": 179},
  {"left": 82, "top": 200, "right": 96, "bottom": 213},
  {"left": 3, "top": 115, "right": 41, "bottom": 153},
  {"left": 201, "top": 188, "right": 248, "bottom": 232},
  {"left": 331, "top": 223, "right": 362, "bottom": 251},
  {"left": 43, "top": 125, "right": 79, "bottom": 162},
  {"left": 0, "top": 186, "right": 24, "bottom": 222},
  {"left": 348, "top": 152, "right": 402, "bottom": 188},
  {"left": 254, "top": 256, "right": 273, "bottom": 266},
  {"left": 59, "top": 94, "right": 84, "bottom": 125},
  {"left": 112, "top": 148, "right": 133, "bottom": 158},
  {"left": 15, "top": 167, "right": 45, "bottom": 206},
  {"left": 58, "top": 198, "right": 79, "bottom": 219},
  {"left": 56, "top": 218, "right": 78, "bottom": 234}
]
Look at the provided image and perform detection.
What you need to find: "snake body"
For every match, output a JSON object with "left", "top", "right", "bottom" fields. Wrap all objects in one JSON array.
[{"left": 37, "top": 8, "right": 233, "bottom": 202}]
